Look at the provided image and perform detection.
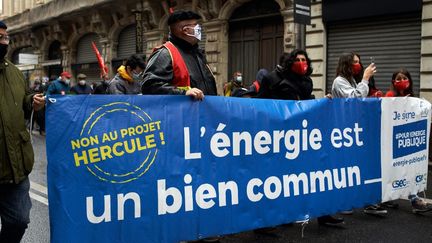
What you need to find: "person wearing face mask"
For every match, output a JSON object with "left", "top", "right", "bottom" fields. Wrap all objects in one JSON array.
[
  {"left": 70, "top": 73, "right": 93, "bottom": 95},
  {"left": 351, "top": 53, "right": 382, "bottom": 97},
  {"left": 0, "top": 20, "right": 45, "bottom": 243},
  {"left": 223, "top": 71, "right": 244, "bottom": 96},
  {"left": 385, "top": 68, "right": 414, "bottom": 97},
  {"left": 142, "top": 10, "right": 217, "bottom": 100},
  {"left": 257, "top": 50, "right": 314, "bottom": 100},
  {"left": 46, "top": 71, "right": 72, "bottom": 96},
  {"left": 107, "top": 54, "right": 146, "bottom": 95},
  {"left": 332, "top": 52, "right": 389, "bottom": 216},
  {"left": 331, "top": 52, "right": 376, "bottom": 98},
  {"left": 257, "top": 50, "right": 345, "bottom": 226},
  {"left": 384, "top": 68, "right": 432, "bottom": 213}
]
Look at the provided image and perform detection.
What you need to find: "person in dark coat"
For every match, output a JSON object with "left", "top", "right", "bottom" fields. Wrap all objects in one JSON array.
[
  {"left": 257, "top": 49, "right": 344, "bottom": 226},
  {"left": 142, "top": 10, "right": 217, "bottom": 99},
  {"left": 70, "top": 73, "right": 93, "bottom": 95},
  {"left": 257, "top": 50, "right": 314, "bottom": 100}
]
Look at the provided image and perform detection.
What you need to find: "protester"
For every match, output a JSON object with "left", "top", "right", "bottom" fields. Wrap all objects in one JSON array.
[
  {"left": 331, "top": 52, "right": 387, "bottom": 215},
  {"left": 331, "top": 52, "right": 376, "bottom": 98},
  {"left": 29, "top": 79, "right": 46, "bottom": 135},
  {"left": 93, "top": 73, "right": 111, "bottom": 94},
  {"left": 142, "top": 10, "right": 218, "bottom": 242},
  {"left": 352, "top": 53, "right": 382, "bottom": 97},
  {"left": 243, "top": 69, "right": 268, "bottom": 96},
  {"left": 385, "top": 68, "right": 432, "bottom": 213},
  {"left": 142, "top": 10, "right": 217, "bottom": 99},
  {"left": 0, "top": 20, "right": 45, "bottom": 243},
  {"left": 385, "top": 68, "right": 414, "bottom": 97},
  {"left": 257, "top": 51, "right": 314, "bottom": 100},
  {"left": 257, "top": 50, "right": 343, "bottom": 226},
  {"left": 107, "top": 54, "right": 146, "bottom": 95},
  {"left": 41, "top": 76, "right": 49, "bottom": 93},
  {"left": 223, "top": 71, "right": 244, "bottom": 96},
  {"left": 46, "top": 71, "right": 72, "bottom": 96},
  {"left": 70, "top": 73, "right": 93, "bottom": 95}
]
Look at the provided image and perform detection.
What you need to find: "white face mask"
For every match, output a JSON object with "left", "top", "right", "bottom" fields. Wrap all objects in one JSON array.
[
  {"left": 185, "top": 24, "right": 202, "bottom": 41},
  {"left": 64, "top": 79, "right": 70, "bottom": 85},
  {"left": 79, "top": 80, "right": 86, "bottom": 86}
]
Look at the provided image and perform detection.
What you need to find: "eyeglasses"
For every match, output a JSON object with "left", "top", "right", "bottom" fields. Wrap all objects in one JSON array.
[{"left": 0, "top": 34, "right": 10, "bottom": 44}]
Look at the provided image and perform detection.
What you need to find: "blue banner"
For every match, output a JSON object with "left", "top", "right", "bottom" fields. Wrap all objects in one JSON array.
[{"left": 46, "top": 95, "right": 397, "bottom": 243}]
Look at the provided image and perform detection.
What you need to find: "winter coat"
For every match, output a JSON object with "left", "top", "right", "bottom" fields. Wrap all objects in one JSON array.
[
  {"left": 142, "top": 34, "right": 217, "bottom": 96},
  {"left": 70, "top": 83, "right": 93, "bottom": 95},
  {"left": 256, "top": 66, "right": 314, "bottom": 101},
  {"left": 0, "top": 59, "right": 34, "bottom": 184},
  {"left": 46, "top": 78, "right": 70, "bottom": 96},
  {"left": 107, "top": 66, "right": 141, "bottom": 95}
]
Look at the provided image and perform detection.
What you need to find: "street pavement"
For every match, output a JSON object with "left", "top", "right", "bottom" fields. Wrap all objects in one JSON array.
[{"left": 21, "top": 133, "right": 432, "bottom": 243}]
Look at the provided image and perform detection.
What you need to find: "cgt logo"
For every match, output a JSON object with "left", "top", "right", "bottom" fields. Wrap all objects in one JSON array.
[
  {"left": 415, "top": 174, "right": 427, "bottom": 184},
  {"left": 392, "top": 179, "right": 409, "bottom": 189}
]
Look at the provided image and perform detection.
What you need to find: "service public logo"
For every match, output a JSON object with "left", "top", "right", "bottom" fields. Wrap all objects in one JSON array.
[{"left": 69, "top": 102, "right": 165, "bottom": 183}]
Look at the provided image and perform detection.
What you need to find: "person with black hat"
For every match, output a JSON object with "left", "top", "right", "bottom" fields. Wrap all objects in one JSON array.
[
  {"left": 71, "top": 73, "right": 93, "bottom": 95},
  {"left": 142, "top": 10, "right": 219, "bottom": 242},
  {"left": 0, "top": 20, "right": 45, "bottom": 243},
  {"left": 141, "top": 10, "right": 217, "bottom": 99}
]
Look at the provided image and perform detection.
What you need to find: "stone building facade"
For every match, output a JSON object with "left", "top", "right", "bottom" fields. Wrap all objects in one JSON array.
[{"left": 1, "top": 0, "right": 431, "bottom": 100}]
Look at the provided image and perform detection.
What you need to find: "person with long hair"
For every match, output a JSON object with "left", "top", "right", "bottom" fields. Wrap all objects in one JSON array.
[
  {"left": 257, "top": 49, "right": 344, "bottom": 226},
  {"left": 257, "top": 50, "right": 314, "bottom": 100},
  {"left": 385, "top": 68, "right": 432, "bottom": 213},
  {"left": 352, "top": 53, "right": 382, "bottom": 97},
  {"left": 332, "top": 52, "right": 389, "bottom": 216},
  {"left": 385, "top": 68, "right": 414, "bottom": 97},
  {"left": 331, "top": 52, "right": 376, "bottom": 98}
]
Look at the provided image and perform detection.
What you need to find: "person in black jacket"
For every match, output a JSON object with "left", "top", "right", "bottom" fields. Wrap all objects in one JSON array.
[
  {"left": 257, "top": 49, "right": 344, "bottom": 226},
  {"left": 256, "top": 51, "right": 314, "bottom": 100},
  {"left": 141, "top": 10, "right": 217, "bottom": 99}
]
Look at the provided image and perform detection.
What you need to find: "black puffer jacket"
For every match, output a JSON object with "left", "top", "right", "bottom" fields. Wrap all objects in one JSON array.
[
  {"left": 257, "top": 65, "right": 314, "bottom": 100},
  {"left": 142, "top": 34, "right": 217, "bottom": 95}
]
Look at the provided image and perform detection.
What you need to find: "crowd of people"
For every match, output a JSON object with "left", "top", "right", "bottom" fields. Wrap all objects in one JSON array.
[{"left": 1, "top": 9, "right": 432, "bottom": 243}]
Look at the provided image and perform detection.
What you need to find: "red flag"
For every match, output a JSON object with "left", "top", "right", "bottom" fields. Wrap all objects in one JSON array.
[{"left": 91, "top": 41, "right": 108, "bottom": 78}]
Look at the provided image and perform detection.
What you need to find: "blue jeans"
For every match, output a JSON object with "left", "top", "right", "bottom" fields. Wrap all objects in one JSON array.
[{"left": 0, "top": 177, "right": 32, "bottom": 243}]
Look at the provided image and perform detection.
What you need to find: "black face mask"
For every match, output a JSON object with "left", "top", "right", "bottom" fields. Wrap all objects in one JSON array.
[{"left": 0, "top": 43, "right": 8, "bottom": 61}]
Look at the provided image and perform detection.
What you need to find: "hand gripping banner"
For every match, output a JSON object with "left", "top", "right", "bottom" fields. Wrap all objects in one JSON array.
[{"left": 46, "top": 96, "right": 430, "bottom": 243}]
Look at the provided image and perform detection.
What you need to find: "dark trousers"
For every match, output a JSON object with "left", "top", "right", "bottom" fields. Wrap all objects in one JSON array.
[
  {"left": 0, "top": 177, "right": 32, "bottom": 243},
  {"left": 32, "top": 107, "right": 45, "bottom": 133}
]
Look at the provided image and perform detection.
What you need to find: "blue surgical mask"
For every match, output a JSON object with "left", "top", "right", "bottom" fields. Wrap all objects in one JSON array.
[{"left": 132, "top": 71, "right": 142, "bottom": 81}]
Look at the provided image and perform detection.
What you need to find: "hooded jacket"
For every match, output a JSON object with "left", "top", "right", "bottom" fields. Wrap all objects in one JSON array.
[
  {"left": 107, "top": 65, "right": 142, "bottom": 94},
  {"left": 0, "top": 59, "right": 34, "bottom": 184}
]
